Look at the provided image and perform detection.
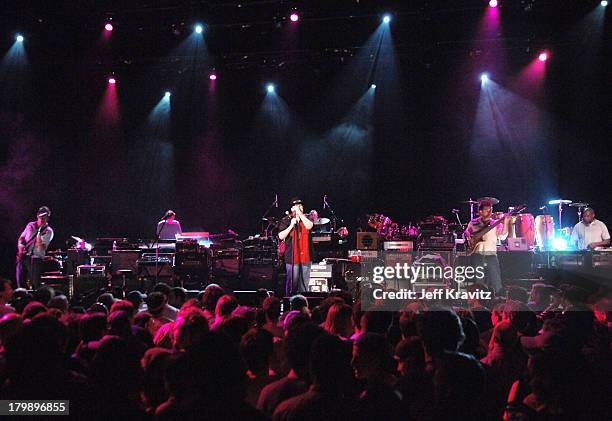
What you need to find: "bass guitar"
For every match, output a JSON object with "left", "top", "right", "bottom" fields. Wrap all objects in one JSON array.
[{"left": 466, "top": 205, "right": 527, "bottom": 255}]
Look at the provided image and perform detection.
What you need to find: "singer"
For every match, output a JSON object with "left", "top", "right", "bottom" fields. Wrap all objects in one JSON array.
[
  {"left": 156, "top": 210, "right": 182, "bottom": 240},
  {"left": 16, "top": 206, "right": 54, "bottom": 289},
  {"left": 278, "top": 197, "right": 314, "bottom": 295}
]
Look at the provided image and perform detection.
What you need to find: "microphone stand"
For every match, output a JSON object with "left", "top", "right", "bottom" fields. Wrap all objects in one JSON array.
[
  {"left": 152, "top": 219, "right": 167, "bottom": 285},
  {"left": 261, "top": 194, "right": 278, "bottom": 237},
  {"left": 323, "top": 195, "right": 338, "bottom": 232}
]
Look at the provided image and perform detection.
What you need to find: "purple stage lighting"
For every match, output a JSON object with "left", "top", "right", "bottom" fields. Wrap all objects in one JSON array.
[
  {"left": 209, "top": 73, "right": 217, "bottom": 81},
  {"left": 538, "top": 52, "right": 548, "bottom": 62},
  {"left": 489, "top": 0, "right": 498, "bottom": 7},
  {"left": 480, "top": 73, "right": 489, "bottom": 82},
  {"left": 105, "top": 23, "right": 114, "bottom": 32},
  {"left": 108, "top": 77, "right": 116, "bottom": 85},
  {"left": 290, "top": 13, "right": 299, "bottom": 22}
]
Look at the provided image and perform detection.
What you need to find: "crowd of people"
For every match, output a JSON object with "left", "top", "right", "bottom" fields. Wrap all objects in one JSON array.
[{"left": 0, "top": 276, "right": 610, "bottom": 420}]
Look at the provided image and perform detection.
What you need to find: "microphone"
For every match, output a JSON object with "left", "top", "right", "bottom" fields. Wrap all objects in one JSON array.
[
  {"left": 451, "top": 209, "right": 459, "bottom": 213},
  {"left": 275, "top": 193, "right": 278, "bottom": 208},
  {"left": 539, "top": 206, "right": 547, "bottom": 211},
  {"left": 323, "top": 194, "right": 327, "bottom": 209}
]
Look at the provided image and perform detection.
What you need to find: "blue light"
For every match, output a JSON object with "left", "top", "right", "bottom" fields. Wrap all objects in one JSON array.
[
  {"left": 382, "top": 14, "right": 391, "bottom": 24},
  {"left": 552, "top": 238, "right": 568, "bottom": 251},
  {"left": 370, "top": 84, "right": 377, "bottom": 89},
  {"left": 480, "top": 73, "right": 489, "bottom": 82},
  {"left": 164, "top": 91, "right": 171, "bottom": 98},
  {"left": 601, "top": 1, "right": 608, "bottom": 7},
  {"left": 16, "top": 34, "right": 24, "bottom": 42},
  {"left": 194, "top": 24, "right": 204, "bottom": 34},
  {"left": 266, "top": 83, "right": 275, "bottom": 93}
]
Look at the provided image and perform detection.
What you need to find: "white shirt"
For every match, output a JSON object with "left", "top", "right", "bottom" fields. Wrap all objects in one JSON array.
[
  {"left": 570, "top": 219, "right": 610, "bottom": 250},
  {"left": 467, "top": 217, "right": 507, "bottom": 253}
]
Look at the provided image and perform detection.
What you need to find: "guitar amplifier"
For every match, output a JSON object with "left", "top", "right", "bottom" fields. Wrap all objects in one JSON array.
[{"left": 356, "top": 232, "right": 379, "bottom": 250}]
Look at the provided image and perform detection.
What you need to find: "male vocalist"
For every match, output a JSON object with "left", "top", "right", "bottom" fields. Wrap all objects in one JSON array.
[
  {"left": 464, "top": 200, "right": 509, "bottom": 296},
  {"left": 16, "top": 206, "right": 54, "bottom": 289},
  {"left": 278, "top": 198, "right": 314, "bottom": 295},
  {"left": 570, "top": 207, "right": 610, "bottom": 250},
  {"left": 157, "top": 210, "right": 182, "bottom": 240}
]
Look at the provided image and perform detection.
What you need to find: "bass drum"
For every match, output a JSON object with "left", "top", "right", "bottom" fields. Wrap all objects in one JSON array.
[
  {"left": 535, "top": 215, "right": 554, "bottom": 250},
  {"left": 512, "top": 213, "right": 535, "bottom": 247}
]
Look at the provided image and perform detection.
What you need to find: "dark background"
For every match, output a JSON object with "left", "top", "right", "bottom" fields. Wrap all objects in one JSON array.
[{"left": 0, "top": 1, "right": 610, "bottom": 279}]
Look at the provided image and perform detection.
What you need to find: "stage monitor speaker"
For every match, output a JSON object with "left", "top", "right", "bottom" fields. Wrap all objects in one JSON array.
[
  {"left": 242, "top": 264, "right": 277, "bottom": 291},
  {"left": 111, "top": 250, "right": 141, "bottom": 276},
  {"left": 75, "top": 275, "right": 107, "bottom": 297},
  {"left": 357, "top": 232, "right": 379, "bottom": 250},
  {"left": 233, "top": 290, "right": 273, "bottom": 308}
]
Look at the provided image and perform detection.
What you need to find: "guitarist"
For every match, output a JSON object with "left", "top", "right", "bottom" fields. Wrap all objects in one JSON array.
[
  {"left": 16, "top": 206, "right": 54, "bottom": 289},
  {"left": 464, "top": 199, "right": 509, "bottom": 296}
]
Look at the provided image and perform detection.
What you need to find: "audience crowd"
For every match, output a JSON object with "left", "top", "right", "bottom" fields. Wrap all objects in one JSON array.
[{"left": 0, "top": 276, "right": 610, "bottom": 420}]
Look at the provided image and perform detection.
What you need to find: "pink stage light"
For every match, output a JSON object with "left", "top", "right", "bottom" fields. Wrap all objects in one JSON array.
[
  {"left": 105, "top": 23, "right": 113, "bottom": 32},
  {"left": 489, "top": 0, "right": 498, "bottom": 7},
  {"left": 289, "top": 13, "right": 299, "bottom": 22},
  {"left": 538, "top": 52, "right": 548, "bottom": 62},
  {"left": 209, "top": 73, "right": 217, "bottom": 81},
  {"left": 108, "top": 77, "right": 116, "bottom": 85}
]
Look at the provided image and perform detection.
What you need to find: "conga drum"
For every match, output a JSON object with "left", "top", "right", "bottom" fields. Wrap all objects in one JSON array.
[
  {"left": 514, "top": 213, "right": 535, "bottom": 247},
  {"left": 535, "top": 215, "right": 554, "bottom": 250}
]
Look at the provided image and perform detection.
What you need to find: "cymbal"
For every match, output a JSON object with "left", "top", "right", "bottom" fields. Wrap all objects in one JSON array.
[
  {"left": 569, "top": 202, "right": 589, "bottom": 207},
  {"left": 548, "top": 199, "right": 572, "bottom": 205},
  {"left": 460, "top": 200, "right": 479, "bottom": 204},
  {"left": 476, "top": 197, "right": 500, "bottom": 205},
  {"left": 314, "top": 217, "right": 330, "bottom": 225}
]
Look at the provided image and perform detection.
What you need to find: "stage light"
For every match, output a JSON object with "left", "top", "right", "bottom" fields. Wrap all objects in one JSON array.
[
  {"left": 108, "top": 77, "right": 116, "bottom": 85},
  {"left": 266, "top": 83, "right": 275, "bottom": 93},
  {"left": 382, "top": 14, "right": 391, "bottom": 24},
  {"left": 194, "top": 24, "right": 204, "bottom": 34},
  {"left": 480, "top": 73, "right": 489, "bottom": 82},
  {"left": 489, "top": 0, "right": 498, "bottom": 7},
  {"left": 16, "top": 34, "right": 24, "bottom": 42},
  {"left": 105, "top": 23, "right": 113, "bottom": 32},
  {"left": 209, "top": 73, "right": 217, "bottom": 81},
  {"left": 370, "top": 84, "right": 377, "bottom": 89},
  {"left": 164, "top": 91, "right": 171, "bottom": 98},
  {"left": 538, "top": 51, "right": 548, "bottom": 62},
  {"left": 601, "top": 1, "right": 608, "bottom": 6},
  {"left": 289, "top": 13, "right": 299, "bottom": 22},
  {"left": 552, "top": 238, "right": 568, "bottom": 251}
]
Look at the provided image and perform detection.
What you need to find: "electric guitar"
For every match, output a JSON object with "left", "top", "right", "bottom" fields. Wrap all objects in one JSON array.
[
  {"left": 465, "top": 205, "right": 527, "bottom": 255},
  {"left": 16, "top": 224, "right": 49, "bottom": 263}
]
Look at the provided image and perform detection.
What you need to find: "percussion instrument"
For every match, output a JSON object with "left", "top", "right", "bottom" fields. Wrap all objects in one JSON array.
[
  {"left": 535, "top": 215, "right": 554, "bottom": 250},
  {"left": 510, "top": 213, "right": 535, "bottom": 247}
]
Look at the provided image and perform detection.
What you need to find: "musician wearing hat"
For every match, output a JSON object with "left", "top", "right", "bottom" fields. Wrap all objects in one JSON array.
[
  {"left": 278, "top": 198, "right": 314, "bottom": 295},
  {"left": 16, "top": 206, "right": 54, "bottom": 289},
  {"left": 570, "top": 208, "right": 610, "bottom": 250},
  {"left": 464, "top": 198, "right": 509, "bottom": 296}
]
